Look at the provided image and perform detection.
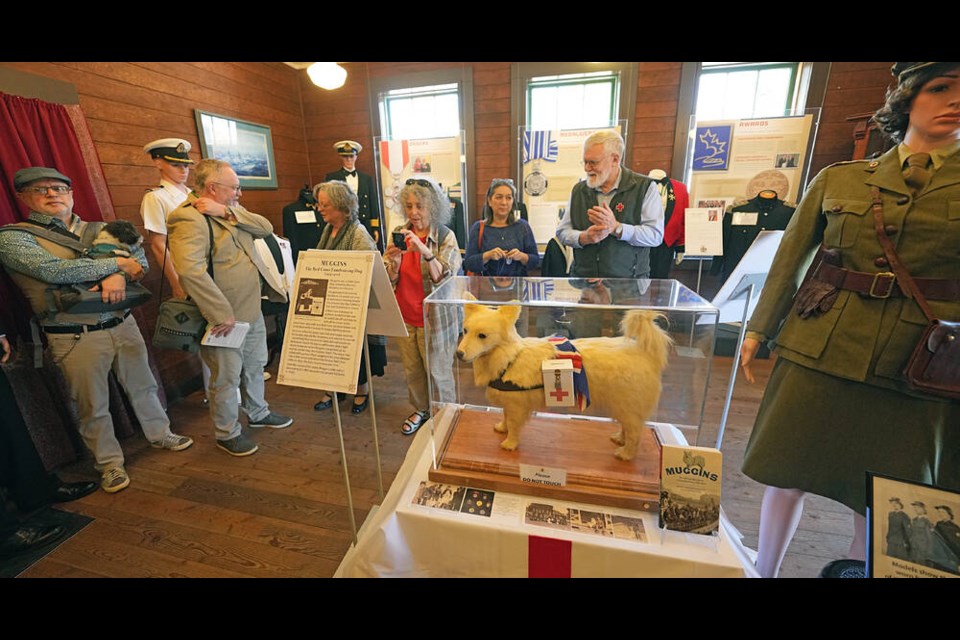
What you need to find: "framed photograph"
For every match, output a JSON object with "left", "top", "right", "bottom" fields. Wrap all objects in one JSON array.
[
  {"left": 194, "top": 110, "right": 277, "bottom": 189},
  {"left": 867, "top": 472, "right": 960, "bottom": 578}
]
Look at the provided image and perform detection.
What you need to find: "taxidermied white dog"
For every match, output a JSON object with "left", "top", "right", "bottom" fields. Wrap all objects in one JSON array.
[{"left": 456, "top": 303, "right": 672, "bottom": 460}]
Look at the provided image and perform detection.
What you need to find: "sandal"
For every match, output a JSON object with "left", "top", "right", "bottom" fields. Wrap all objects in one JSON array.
[{"left": 401, "top": 410, "right": 430, "bottom": 436}]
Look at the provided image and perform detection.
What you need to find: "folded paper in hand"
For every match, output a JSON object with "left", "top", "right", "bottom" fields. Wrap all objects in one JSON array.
[{"left": 201, "top": 321, "right": 251, "bottom": 348}]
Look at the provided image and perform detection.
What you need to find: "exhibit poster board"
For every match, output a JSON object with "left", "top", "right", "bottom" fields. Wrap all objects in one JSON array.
[
  {"left": 276, "top": 250, "right": 374, "bottom": 394},
  {"left": 688, "top": 114, "right": 814, "bottom": 207},
  {"left": 376, "top": 134, "right": 466, "bottom": 235},
  {"left": 867, "top": 473, "right": 960, "bottom": 578},
  {"left": 519, "top": 123, "right": 626, "bottom": 247}
]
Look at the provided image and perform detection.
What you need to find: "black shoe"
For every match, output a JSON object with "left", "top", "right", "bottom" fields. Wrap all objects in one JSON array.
[
  {"left": 351, "top": 395, "right": 369, "bottom": 414},
  {"left": 314, "top": 395, "right": 334, "bottom": 411},
  {"left": 52, "top": 481, "right": 98, "bottom": 504},
  {"left": 819, "top": 559, "right": 866, "bottom": 578},
  {"left": 0, "top": 524, "right": 66, "bottom": 556}
]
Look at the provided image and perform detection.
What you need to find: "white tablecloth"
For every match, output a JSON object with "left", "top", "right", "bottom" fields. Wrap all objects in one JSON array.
[{"left": 335, "top": 411, "right": 759, "bottom": 578}]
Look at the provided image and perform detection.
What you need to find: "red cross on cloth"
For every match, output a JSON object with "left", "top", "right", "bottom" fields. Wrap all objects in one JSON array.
[{"left": 549, "top": 387, "right": 569, "bottom": 401}]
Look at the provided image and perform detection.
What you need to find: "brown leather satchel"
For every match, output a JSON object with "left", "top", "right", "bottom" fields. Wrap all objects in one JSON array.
[{"left": 871, "top": 187, "right": 960, "bottom": 400}]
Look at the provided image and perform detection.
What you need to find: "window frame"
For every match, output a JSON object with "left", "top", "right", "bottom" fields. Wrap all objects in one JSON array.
[{"left": 525, "top": 71, "right": 621, "bottom": 132}]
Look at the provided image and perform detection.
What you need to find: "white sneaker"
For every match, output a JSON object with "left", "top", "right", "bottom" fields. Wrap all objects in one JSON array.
[{"left": 150, "top": 433, "right": 194, "bottom": 451}]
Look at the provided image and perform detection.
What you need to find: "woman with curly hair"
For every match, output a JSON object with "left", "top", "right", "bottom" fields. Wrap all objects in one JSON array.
[{"left": 383, "top": 177, "right": 462, "bottom": 435}]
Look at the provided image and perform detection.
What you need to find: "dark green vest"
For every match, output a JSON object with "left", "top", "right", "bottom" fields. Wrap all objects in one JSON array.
[{"left": 569, "top": 167, "right": 655, "bottom": 278}]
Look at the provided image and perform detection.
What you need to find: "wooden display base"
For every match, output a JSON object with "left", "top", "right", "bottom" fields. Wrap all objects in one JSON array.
[{"left": 428, "top": 406, "right": 661, "bottom": 512}]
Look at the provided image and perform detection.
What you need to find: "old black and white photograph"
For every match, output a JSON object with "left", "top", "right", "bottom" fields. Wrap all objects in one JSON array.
[
  {"left": 869, "top": 474, "right": 960, "bottom": 578},
  {"left": 524, "top": 502, "right": 569, "bottom": 530},
  {"left": 412, "top": 481, "right": 466, "bottom": 512}
]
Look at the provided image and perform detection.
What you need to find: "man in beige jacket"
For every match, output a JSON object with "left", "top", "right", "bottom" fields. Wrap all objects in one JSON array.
[{"left": 168, "top": 159, "right": 292, "bottom": 457}]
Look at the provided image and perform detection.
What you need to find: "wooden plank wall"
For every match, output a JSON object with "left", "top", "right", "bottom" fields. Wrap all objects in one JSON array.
[
  {"left": 808, "top": 62, "right": 895, "bottom": 176},
  {"left": 0, "top": 62, "right": 310, "bottom": 396}
]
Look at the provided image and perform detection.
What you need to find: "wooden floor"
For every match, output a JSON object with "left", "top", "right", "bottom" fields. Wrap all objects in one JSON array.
[{"left": 18, "top": 344, "right": 855, "bottom": 579}]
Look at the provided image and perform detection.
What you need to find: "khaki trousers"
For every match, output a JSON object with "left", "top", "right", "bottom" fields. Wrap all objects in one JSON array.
[
  {"left": 395, "top": 321, "right": 456, "bottom": 412},
  {"left": 199, "top": 314, "right": 270, "bottom": 440},
  {"left": 46, "top": 315, "right": 170, "bottom": 472}
]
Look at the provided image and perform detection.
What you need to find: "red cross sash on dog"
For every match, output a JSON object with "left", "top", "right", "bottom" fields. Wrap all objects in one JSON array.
[{"left": 547, "top": 336, "right": 590, "bottom": 410}]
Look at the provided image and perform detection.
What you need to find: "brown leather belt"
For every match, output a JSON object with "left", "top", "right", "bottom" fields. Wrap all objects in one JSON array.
[{"left": 815, "top": 262, "right": 960, "bottom": 300}]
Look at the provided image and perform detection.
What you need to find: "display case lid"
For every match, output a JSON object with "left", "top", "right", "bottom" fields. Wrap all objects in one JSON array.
[{"left": 427, "top": 277, "right": 717, "bottom": 313}]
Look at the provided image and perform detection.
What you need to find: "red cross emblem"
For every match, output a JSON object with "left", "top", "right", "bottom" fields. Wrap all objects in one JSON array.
[
  {"left": 550, "top": 388, "right": 569, "bottom": 401},
  {"left": 616, "top": 202, "right": 624, "bottom": 212}
]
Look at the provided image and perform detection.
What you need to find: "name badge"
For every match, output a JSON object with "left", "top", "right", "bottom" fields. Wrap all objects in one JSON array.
[
  {"left": 295, "top": 210, "right": 317, "bottom": 223},
  {"left": 732, "top": 212, "right": 758, "bottom": 226}
]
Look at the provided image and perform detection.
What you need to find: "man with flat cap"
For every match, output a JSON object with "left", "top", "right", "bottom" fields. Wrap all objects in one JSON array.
[
  {"left": 326, "top": 140, "right": 385, "bottom": 252},
  {"left": 0, "top": 167, "right": 194, "bottom": 494}
]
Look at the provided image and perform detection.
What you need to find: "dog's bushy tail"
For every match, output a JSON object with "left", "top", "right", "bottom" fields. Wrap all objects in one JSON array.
[{"left": 620, "top": 310, "right": 672, "bottom": 370}]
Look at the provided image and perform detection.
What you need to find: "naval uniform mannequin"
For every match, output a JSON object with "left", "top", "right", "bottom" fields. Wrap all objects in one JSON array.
[{"left": 709, "top": 191, "right": 796, "bottom": 282}]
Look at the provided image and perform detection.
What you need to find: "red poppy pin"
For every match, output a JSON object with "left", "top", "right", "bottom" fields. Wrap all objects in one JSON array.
[{"left": 616, "top": 202, "right": 624, "bottom": 212}]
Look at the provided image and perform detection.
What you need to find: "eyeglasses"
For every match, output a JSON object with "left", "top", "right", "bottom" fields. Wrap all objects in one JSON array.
[
  {"left": 213, "top": 182, "right": 242, "bottom": 193},
  {"left": 22, "top": 185, "right": 72, "bottom": 195},
  {"left": 405, "top": 178, "right": 432, "bottom": 188},
  {"left": 490, "top": 178, "right": 514, "bottom": 186},
  {"left": 581, "top": 157, "right": 606, "bottom": 169}
]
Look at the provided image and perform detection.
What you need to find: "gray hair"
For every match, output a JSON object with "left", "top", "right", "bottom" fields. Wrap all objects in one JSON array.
[
  {"left": 193, "top": 158, "right": 232, "bottom": 193},
  {"left": 583, "top": 129, "right": 624, "bottom": 160},
  {"left": 398, "top": 177, "right": 451, "bottom": 227},
  {"left": 313, "top": 180, "right": 359, "bottom": 223},
  {"left": 482, "top": 178, "right": 519, "bottom": 225}
]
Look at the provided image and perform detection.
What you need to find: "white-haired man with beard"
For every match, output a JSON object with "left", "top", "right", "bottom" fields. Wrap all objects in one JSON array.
[{"left": 555, "top": 129, "right": 664, "bottom": 278}]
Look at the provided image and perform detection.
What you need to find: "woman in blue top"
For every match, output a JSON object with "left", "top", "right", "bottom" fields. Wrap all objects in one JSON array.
[{"left": 463, "top": 179, "right": 539, "bottom": 277}]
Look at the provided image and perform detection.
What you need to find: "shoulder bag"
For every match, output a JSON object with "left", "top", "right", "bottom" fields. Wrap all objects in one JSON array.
[
  {"left": 152, "top": 217, "right": 213, "bottom": 353},
  {"left": 871, "top": 186, "right": 960, "bottom": 400}
]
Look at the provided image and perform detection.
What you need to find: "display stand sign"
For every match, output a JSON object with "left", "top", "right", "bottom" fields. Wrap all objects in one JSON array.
[
  {"left": 658, "top": 443, "right": 721, "bottom": 537},
  {"left": 276, "top": 249, "right": 406, "bottom": 544},
  {"left": 277, "top": 250, "right": 374, "bottom": 393},
  {"left": 376, "top": 134, "right": 466, "bottom": 236},
  {"left": 867, "top": 472, "right": 960, "bottom": 578},
  {"left": 519, "top": 123, "right": 626, "bottom": 247},
  {"left": 689, "top": 114, "right": 814, "bottom": 207}
]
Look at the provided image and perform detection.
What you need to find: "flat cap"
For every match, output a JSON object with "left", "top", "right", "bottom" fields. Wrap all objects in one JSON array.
[{"left": 14, "top": 167, "right": 72, "bottom": 190}]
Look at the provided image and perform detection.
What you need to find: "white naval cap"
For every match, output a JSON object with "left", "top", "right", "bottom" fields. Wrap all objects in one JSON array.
[{"left": 143, "top": 138, "right": 194, "bottom": 164}]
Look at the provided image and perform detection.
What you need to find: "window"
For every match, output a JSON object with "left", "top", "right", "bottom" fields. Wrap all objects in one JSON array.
[
  {"left": 526, "top": 71, "right": 620, "bottom": 130},
  {"left": 695, "top": 62, "right": 799, "bottom": 120},
  {"left": 380, "top": 83, "right": 461, "bottom": 140}
]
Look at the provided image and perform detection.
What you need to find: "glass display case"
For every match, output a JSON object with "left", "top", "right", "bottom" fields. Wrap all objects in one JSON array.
[{"left": 423, "top": 276, "right": 718, "bottom": 511}]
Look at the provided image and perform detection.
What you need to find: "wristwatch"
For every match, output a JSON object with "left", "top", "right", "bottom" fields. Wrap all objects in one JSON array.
[{"left": 615, "top": 223, "right": 624, "bottom": 238}]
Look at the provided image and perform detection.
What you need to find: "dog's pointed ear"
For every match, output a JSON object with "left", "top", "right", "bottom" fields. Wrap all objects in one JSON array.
[
  {"left": 499, "top": 303, "right": 522, "bottom": 325},
  {"left": 464, "top": 303, "right": 482, "bottom": 317},
  {"left": 463, "top": 291, "right": 478, "bottom": 301}
]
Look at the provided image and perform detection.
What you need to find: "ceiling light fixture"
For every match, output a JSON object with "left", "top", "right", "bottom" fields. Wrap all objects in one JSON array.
[{"left": 307, "top": 62, "right": 347, "bottom": 90}]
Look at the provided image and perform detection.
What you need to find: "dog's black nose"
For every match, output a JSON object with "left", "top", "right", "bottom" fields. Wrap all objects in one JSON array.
[{"left": 456, "top": 350, "right": 464, "bottom": 360}]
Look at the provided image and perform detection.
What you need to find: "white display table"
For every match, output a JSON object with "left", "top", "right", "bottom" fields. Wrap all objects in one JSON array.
[{"left": 335, "top": 414, "right": 759, "bottom": 578}]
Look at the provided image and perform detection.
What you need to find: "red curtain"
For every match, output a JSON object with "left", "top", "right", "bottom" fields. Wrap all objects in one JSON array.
[{"left": 0, "top": 92, "right": 105, "bottom": 337}]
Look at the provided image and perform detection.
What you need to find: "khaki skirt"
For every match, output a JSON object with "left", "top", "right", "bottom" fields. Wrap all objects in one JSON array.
[{"left": 741, "top": 359, "right": 960, "bottom": 515}]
